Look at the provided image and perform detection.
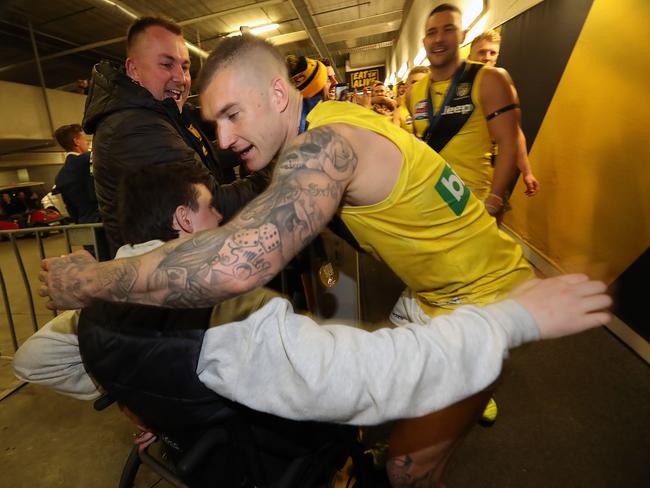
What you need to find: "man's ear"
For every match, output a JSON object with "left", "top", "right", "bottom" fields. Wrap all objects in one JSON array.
[
  {"left": 460, "top": 30, "right": 467, "bottom": 45},
  {"left": 173, "top": 205, "right": 193, "bottom": 234},
  {"left": 125, "top": 57, "right": 139, "bottom": 82},
  {"left": 271, "top": 77, "right": 290, "bottom": 113}
]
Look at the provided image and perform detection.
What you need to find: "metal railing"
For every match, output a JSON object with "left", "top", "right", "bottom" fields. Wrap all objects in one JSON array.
[{"left": 0, "top": 222, "right": 104, "bottom": 352}]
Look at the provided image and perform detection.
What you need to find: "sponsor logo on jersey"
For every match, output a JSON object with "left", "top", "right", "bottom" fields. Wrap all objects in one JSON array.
[
  {"left": 435, "top": 163, "right": 470, "bottom": 216},
  {"left": 414, "top": 100, "right": 428, "bottom": 120},
  {"left": 456, "top": 83, "right": 470, "bottom": 98},
  {"left": 442, "top": 103, "right": 474, "bottom": 116}
]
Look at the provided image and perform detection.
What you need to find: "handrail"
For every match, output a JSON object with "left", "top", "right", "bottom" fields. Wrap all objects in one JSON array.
[
  {"left": 0, "top": 222, "right": 103, "bottom": 236},
  {"left": 0, "top": 222, "right": 105, "bottom": 353}
]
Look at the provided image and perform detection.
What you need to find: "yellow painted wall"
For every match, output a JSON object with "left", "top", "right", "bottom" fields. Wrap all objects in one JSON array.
[{"left": 505, "top": 0, "right": 650, "bottom": 283}]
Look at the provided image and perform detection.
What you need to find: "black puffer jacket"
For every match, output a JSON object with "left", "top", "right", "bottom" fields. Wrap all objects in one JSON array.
[
  {"left": 83, "top": 61, "right": 269, "bottom": 254},
  {"left": 78, "top": 300, "right": 357, "bottom": 487}
]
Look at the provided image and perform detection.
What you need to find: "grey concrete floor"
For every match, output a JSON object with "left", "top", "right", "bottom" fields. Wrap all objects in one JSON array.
[{"left": 0, "top": 382, "right": 171, "bottom": 487}]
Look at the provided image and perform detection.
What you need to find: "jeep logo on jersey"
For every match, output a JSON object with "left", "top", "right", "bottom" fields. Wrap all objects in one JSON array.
[{"left": 435, "top": 164, "right": 469, "bottom": 216}]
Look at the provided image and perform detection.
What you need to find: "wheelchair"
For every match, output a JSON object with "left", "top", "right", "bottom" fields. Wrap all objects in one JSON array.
[{"left": 94, "top": 394, "right": 387, "bottom": 488}]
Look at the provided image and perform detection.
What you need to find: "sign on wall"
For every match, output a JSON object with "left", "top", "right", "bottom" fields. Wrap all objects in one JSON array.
[{"left": 346, "top": 66, "right": 386, "bottom": 91}]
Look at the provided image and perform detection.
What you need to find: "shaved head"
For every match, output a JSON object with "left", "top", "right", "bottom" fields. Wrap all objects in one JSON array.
[
  {"left": 126, "top": 16, "right": 182, "bottom": 56},
  {"left": 199, "top": 35, "right": 303, "bottom": 173},
  {"left": 199, "top": 35, "right": 289, "bottom": 94}
]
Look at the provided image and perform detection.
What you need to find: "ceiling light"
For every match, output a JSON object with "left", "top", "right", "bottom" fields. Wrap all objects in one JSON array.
[
  {"left": 251, "top": 23, "right": 279, "bottom": 34},
  {"left": 413, "top": 48, "right": 427, "bottom": 66},
  {"left": 397, "top": 62, "right": 408, "bottom": 80},
  {"left": 99, "top": 0, "right": 137, "bottom": 18},
  {"left": 464, "top": 16, "right": 489, "bottom": 46},
  {"left": 228, "top": 23, "right": 279, "bottom": 37},
  {"left": 462, "top": 0, "right": 484, "bottom": 30}
]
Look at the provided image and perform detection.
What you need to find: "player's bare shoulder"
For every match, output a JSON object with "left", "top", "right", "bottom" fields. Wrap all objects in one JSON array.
[{"left": 330, "top": 123, "right": 402, "bottom": 206}]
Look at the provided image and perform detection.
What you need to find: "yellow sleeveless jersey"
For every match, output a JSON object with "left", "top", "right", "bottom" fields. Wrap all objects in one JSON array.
[
  {"left": 408, "top": 63, "right": 494, "bottom": 199},
  {"left": 306, "top": 101, "right": 532, "bottom": 316},
  {"left": 397, "top": 105, "right": 415, "bottom": 134}
]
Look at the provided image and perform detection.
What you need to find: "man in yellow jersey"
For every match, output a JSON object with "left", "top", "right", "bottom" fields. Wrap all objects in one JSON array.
[
  {"left": 38, "top": 35, "right": 608, "bottom": 488},
  {"left": 468, "top": 29, "right": 539, "bottom": 196},
  {"left": 407, "top": 4, "right": 528, "bottom": 216},
  {"left": 468, "top": 29, "right": 502, "bottom": 67},
  {"left": 395, "top": 66, "right": 430, "bottom": 133}
]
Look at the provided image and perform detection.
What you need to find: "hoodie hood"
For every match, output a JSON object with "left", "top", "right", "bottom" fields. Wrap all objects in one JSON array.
[{"left": 82, "top": 60, "right": 179, "bottom": 134}]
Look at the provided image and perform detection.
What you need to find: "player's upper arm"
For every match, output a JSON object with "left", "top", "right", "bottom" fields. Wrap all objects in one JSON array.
[{"left": 480, "top": 68, "right": 519, "bottom": 145}]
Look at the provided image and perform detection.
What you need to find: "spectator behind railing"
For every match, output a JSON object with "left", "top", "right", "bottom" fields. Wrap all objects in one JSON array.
[{"left": 53, "top": 124, "right": 99, "bottom": 224}]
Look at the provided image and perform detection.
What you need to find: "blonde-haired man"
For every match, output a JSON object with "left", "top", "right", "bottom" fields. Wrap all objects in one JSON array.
[{"left": 469, "top": 29, "right": 502, "bottom": 66}]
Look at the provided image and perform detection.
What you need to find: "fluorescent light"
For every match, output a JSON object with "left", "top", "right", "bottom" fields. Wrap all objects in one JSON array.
[
  {"left": 464, "top": 15, "right": 489, "bottom": 46},
  {"left": 413, "top": 47, "right": 427, "bottom": 66},
  {"left": 251, "top": 23, "right": 279, "bottom": 34},
  {"left": 397, "top": 62, "right": 408, "bottom": 80},
  {"left": 228, "top": 23, "right": 279, "bottom": 37},
  {"left": 99, "top": 0, "right": 137, "bottom": 18},
  {"left": 462, "top": 0, "right": 484, "bottom": 30}
]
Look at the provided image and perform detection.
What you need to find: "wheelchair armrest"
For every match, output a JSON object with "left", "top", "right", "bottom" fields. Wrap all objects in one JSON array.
[
  {"left": 175, "top": 427, "right": 229, "bottom": 477},
  {"left": 93, "top": 393, "right": 115, "bottom": 411}
]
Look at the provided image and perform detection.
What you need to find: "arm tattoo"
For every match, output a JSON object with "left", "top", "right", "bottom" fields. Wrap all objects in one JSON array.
[
  {"left": 97, "top": 258, "right": 140, "bottom": 302},
  {"left": 122, "top": 126, "right": 358, "bottom": 308}
]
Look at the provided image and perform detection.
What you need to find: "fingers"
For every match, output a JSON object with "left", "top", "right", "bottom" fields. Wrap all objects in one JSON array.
[
  {"left": 577, "top": 292, "right": 612, "bottom": 314},
  {"left": 573, "top": 278, "right": 608, "bottom": 297},
  {"left": 136, "top": 432, "right": 157, "bottom": 452},
  {"left": 584, "top": 311, "right": 611, "bottom": 328},
  {"left": 513, "top": 273, "right": 613, "bottom": 340},
  {"left": 555, "top": 273, "right": 589, "bottom": 284},
  {"left": 38, "top": 269, "right": 48, "bottom": 286},
  {"left": 40, "top": 257, "right": 54, "bottom": 271}
]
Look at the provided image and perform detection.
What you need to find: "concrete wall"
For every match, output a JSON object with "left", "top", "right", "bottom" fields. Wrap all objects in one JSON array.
[
  {"left": 0, "top": 80, "right": 88, "bottom": 188},
  {"left": 0, "top": 80, "right": 86, "bottom": 143}
]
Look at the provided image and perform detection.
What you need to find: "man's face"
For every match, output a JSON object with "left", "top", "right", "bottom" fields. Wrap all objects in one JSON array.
[
  {"left": 469, "top": 39, "right": 500, "bottom": 66},
  {"left": 188, "top": 183, "right": 223, "bottom": 232},
  {"left": 201, "top": 64, "right": 285, "bottom": 172},
  {"left": 323, "top": 65, "right": 338, "bottom": 100},
  {"left": 397, "top": 83, "right": 407, "bottom": 96},
  {"left": 405, "top": 72, "right": 427, "bottom": 95},
  {"left": 126, "top": 26, "right": 191, "bottom": 110},
  {"left": 372, "top": 84, "right": 386, "bottom": 97},
  {"left": 423, "top": 11, "right": 464, "bottom": 69}
]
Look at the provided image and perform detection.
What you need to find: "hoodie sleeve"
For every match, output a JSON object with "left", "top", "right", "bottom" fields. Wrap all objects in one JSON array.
[
  {"left": 12, "top": 311, "right": 101, "bottom": 401},
  {"left": 197, "top": 297, "right": 539, "bottom": 425}
]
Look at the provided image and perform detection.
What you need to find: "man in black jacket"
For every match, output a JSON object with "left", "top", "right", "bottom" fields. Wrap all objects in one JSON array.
[{"left": 83, "top": 15, "right": 268, "bottom": 255}]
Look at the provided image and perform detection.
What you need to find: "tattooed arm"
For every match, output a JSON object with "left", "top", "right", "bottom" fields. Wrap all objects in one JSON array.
[{"left": 40, "top": 126, "right": 358, "bottom": 310}]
